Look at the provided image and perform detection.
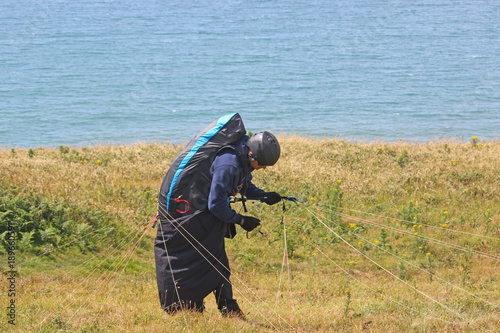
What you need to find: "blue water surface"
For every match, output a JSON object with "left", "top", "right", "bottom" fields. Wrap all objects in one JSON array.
[{"left": 1, "top": 0, "right": 499, "bottom": 147}]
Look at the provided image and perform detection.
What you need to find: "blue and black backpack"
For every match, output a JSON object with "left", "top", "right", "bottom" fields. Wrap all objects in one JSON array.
[{"left": 157, "top": 113, "right": 246, "bottom": 220}]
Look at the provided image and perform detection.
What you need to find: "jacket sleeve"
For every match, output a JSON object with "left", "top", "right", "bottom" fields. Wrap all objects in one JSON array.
[{"left": 208, "top": 152, "right": 242, "bottom": 224}]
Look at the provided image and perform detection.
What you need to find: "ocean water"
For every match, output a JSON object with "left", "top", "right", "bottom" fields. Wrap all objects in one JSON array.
[{"left": 1, "top": 0, "right": 499, "bottom": 148}]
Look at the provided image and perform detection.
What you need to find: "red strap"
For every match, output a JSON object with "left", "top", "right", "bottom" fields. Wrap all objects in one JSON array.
[{"left": 174, "top": 198, "right": 190, "bottom": 214}]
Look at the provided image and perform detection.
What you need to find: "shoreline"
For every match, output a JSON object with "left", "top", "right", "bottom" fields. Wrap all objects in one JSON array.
[{"left": 1, "top": 134, "right": 499, "bottom": 151}]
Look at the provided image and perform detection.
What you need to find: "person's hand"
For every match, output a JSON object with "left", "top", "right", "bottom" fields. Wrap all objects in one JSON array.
[
  {"left": 262, "top": 192, "right": 282, "bottom": 205},
  {"left": 239, "top": 216, "right": 261, "bottom": 232}
]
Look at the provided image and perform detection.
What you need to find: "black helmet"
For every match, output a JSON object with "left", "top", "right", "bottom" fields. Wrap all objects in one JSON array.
[{"left": 247, "top": 131, "right": 281, "bottom": 166}]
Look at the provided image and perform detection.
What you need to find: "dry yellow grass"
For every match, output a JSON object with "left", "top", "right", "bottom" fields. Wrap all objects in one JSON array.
[{"left": 1, "top": 136, "right": 499, "bottom": 332}]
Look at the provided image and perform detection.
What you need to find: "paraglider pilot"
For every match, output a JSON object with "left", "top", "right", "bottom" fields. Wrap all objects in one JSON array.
[{"left": 155, "top": 117, "right": 282, "bottom": 320}]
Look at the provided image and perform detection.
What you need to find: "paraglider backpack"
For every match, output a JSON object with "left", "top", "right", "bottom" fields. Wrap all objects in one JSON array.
[{"left": 158, "top": 113, "right": 247, "bottom": 220}]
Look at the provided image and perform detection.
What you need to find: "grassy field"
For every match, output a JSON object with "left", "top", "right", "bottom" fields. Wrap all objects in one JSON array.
[{"left": 1, "top": 136, "right": 499, "bottom": 332}]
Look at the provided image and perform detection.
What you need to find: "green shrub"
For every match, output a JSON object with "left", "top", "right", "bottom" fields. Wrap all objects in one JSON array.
[{"left": 0, "top": 187, "right": 123, "bottom": 255}]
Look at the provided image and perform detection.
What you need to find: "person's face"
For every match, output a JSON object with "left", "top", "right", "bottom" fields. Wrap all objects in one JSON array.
[
  {"left": 249, "top": 151, "right": 267, "bottom": 170},
  {"left": 250, "top": 160, "right": 266, "bottom": 170}
]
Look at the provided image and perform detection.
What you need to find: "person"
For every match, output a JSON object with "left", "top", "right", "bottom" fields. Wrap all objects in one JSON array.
[{"left": 155, "top": 130, "right": 282, "bottom": 319}]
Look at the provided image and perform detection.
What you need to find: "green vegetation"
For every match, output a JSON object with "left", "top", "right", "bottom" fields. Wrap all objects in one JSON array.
[
  {"left": 0, "top": 188, "right": 122, "bottom": 255},
  {"left": 0, "top": 137, "right": 499, "bottom": 332}
]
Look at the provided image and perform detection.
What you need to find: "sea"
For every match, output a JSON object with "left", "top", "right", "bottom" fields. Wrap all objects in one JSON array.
[{"left": 1, "top": 0, "right": 499, "bottom": 148}]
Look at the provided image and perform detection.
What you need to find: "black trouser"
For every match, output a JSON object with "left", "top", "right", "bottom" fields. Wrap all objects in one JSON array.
[{"left": 214, "top": 276, "right": 239, "bottom": 312}]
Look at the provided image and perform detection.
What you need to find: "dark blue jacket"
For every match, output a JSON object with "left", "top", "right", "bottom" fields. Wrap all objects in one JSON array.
[{"left": 208, "top": 136, "right": 265, "bottom": 224}]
